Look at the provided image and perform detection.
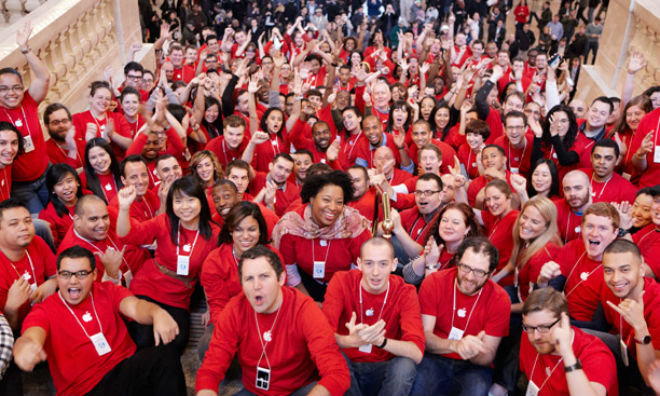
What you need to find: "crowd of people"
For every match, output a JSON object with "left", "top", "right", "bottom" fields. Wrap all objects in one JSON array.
[{"left": 1, "top": 0, "right": 660, "bottom": 394}]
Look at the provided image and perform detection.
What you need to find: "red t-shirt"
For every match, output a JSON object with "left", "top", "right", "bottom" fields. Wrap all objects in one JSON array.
[
  {"left": 201, "top": 243, "right": 283, "bottom": 323},
  {"left": 251, "top": 135, "right": 289, "bottom": 173},
  {"left": 0, "top": 166, "right": 11, "bottom": 202},
  {"left": 278, "top": 206, "right": 371, "bottom": 284},
  {"left": 494, "top": 134, "right": 534, "bottom": 176},
  {"left": 354, "top": 133, "right": 403, "bottom": 169},
  {"left": 554, "top": 199, "right": 583, "bottom": 244},
  {"left": 205, "top": 135, "right": 248, "bottom": 169},
  {"left": 323, "top": 270, "right": 425, "bottom": 363},
  {"left": 400, "top": 206, "right": 441, "bottom": 245},
  {"left": 516, "top": 243, "right": 561, "bottom": 301},
  {"left": 419, "top": 268, "right": 510, "bottom": 360},
  {"left": 22, "top": 282, "right": 136, "bottom": 395},
  {"left": 633, "top": 225, "right": 660, "bottom": 279},
  {"left": 457, "top": 144, "right": 480, "bottom": 179},
  {"left": 0, "top": 236, "right": 55, "bottom": 323},
  {"left": 119, "top": 214, "right": 220, "bottom": 309},
  {"left": 466, "top": 171, "right": 515, "bottom": 207},
  {"left": 519, "top": 326, "right": 618, "bottom": 396},
  {"left": 195, "top": 286, "right": 350, "bottom": 395},
  {"left": 0, "top": 93, "right": 49, "bottom": 181},
  {"left": 38, "top": 201, "right": 75, "bottom": 246},
  {"left": 484, "top": 210, "right": 520, "bottom": 285},
  {"left": 46, "top": 138, "right": 84, "bottom": 170},
  {"left": 108, "top": 189, "right": 160, "bottom": 223},
  {"left": 172, "top": 65, "right": 196, "bottom": 83},
  {"left": 580, "top": 168, "right": 637, "bottom": 204},
  {"left": 57, "top": 227, "right": 148, "bottom": 282},
  {"left": 628, "top": 108, "right": 660, "bottom": 188},
  {"left": 72, "top": 110, "right": 133, "bottom": 160},
  {"left": 250, "top": 172, "right": 301, "bottom": 217},
  {"left": 557, "top": 239, "right": 604, "bottom": 322}
]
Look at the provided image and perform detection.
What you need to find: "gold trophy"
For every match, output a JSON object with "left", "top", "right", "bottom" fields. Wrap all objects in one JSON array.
[{"left": 381, "top": 192, "right": 394, "bottom": 241}]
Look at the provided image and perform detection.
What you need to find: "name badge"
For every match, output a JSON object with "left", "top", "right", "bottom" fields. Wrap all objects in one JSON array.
[
  {"left": 23, "top": 135, "right": 35, "bottom": 153},
  {"left": 177, "top": 255, "right": 190, "bottom": 276},
  {"left": 525, "top": 380, "right": 539, "bottom": 396},
  {"left": 358, "top": 344, "right": 373, "bottom": 353},
  {"left": 90, "top": 332, "right": 112, "bottom": 356},
  {"left": 654, "top": 146, "right": 660, "bottom": 163},
  {"left": 511, "top": 167, "right": 520, "bottom": 174},
  {"left": 256, "top": 366, "right": 271, "bottom": 390},
  {"left": 313, "top": 261, "right": 325, "bottom": 279},
  {"left": 321, "top": 158, "right": 326, "bottom": 164},
  {"left": 620, "top": 338, "right": 629, "bottom": 367},
  {"left": 448, "top": 326, "right": 465, "bottom": 341}
]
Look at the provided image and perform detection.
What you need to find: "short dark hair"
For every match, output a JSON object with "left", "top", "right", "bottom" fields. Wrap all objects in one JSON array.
[
  {"left": 504, "top": 110, "right": 528, "bottom": 127},
  {"left": 226, "top": 159, "right": 250, "bottom": 176},
  {"left": 120, "top": 155, "right": 148, "bottom": 177},
  {"left": 301, "top": 170, "right": 354, "bottom": 204},
  {"left": 483, "top": 144, "right": 506, "bottom": 156},
  {"left": 591, "top": 96, "right": 614, "bottom": 114},
  {"left": 0, "top": 67, "right": 23, "bottom": 84},
  {"left": 292, "top": 149, "right": 313, "bottom": 162},
  {"left": 57, "top": 245, "right": 96, "bottom": 271},
  {"left": 155, "top": 154, "right": 178, "bottom": 169},
  {"left": 0, "top": 121, "right": 24, "bottom": 154},
  {"left": 123, "top": 61, "right": 144, "bottom": 76},
  {"left": 238, "top": 245, "right": 284, "bottom": 280},
  {"left": 0, "top": 198, "right": 28, "bottom": 223},
  {"left": 272, "top": 153, "right": 294, "bottom": 165},
  {"left": 455, "top": 236, "right": 499, "bottom": 272},
  {"left": 522, "top": 288, "right": 568, "bottom": 317},
  {"left": 591, "top": 138, "right": 620, "bottom": 158},
  {"left": 43, "top": 103, "right": 72, "bottom": 125},
  {"left": 604, "top": 238, "right": 642, "bottom": 259},
  {"left": 417, "top": 173, "right": 443, "bottom": 191},
  {"left": 120, "top": 86, "right": 141, "bottom": 103},
  {"left": 465, "top": 119, "right": 491, "bottom": 141}
]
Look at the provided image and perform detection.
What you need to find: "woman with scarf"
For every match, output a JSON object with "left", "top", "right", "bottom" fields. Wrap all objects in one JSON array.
[{"left": 272, "top": 170, "right": 371, "bottom": 302}]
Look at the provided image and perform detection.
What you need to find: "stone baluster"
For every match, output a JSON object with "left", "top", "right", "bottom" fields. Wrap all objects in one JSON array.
[{"left": 4, "top": 0, "right": 24, "bottom": 24}]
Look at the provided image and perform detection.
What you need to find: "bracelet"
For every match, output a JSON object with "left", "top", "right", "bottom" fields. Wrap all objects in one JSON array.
[
  {"left": 20, "top": 47, "right": 30, "bottom": 54},
  {"left": 396, "top": 145, "right": 405, "bottom": 150},
  {"left": 376, "top": 338, "right": 388, "bottom": 349},
  {"left": 563, "top": 359, "right": 582, "bottom": 373}
]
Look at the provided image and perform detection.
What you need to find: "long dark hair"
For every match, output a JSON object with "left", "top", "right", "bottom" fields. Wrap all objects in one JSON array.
[
  {"left": 429, "top": 101, "right": 452, "bottom": 140},
  {"left": 542, "top": 105, "right": 578, "bottom": 151},
  {"left": 202, "top": 96, "right": 223, "bottom": 139},
  {"left": 166, "top": 176, "right": 214, "bottom": 245},
  {"left": 46, "top": 163, "right": 83, "bottom": 218},
  {"left": 217, "top": 201, "right": 270, "bottom": 246},
  {"left": 260, "top": 107, "right": 285, "bottom": 141},
  {"left": 528, "top": 158, "right": 560, "bottom": 199},
  {"left": 386, "top": 101, "right": 412, "bottom": 133},
  {"left": 83, "top": 138, "right": 123, "bottom": 204}
]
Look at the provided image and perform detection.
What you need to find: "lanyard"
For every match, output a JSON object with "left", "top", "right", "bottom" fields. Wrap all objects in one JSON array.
[
  {"left": 311, "top": 239, "right": 332, "bottom": 263},
  {"left": 359, "top": 280, "right": 390, "bottom": 324},
  {"left": 2, "top": 105, "right": 33, "bottom": 138},
  {"left": 142, "top": 198, "right": 154, "bottom": 219},
  {"left": 590, "top": 173, "right": 612, "bottom": 201},
  {"left": 90, "top": 111, "right": 107, "bottom": 136},
  {"left": 255, "top": 302, "right": 282, "bottom": 371},
  {"left": 564, "top": 252, "right": 600, "bottom": 298},
  {"left": 346, "top": 131, "right": 362, "bottom": 160},
  {"left": 408, "top": 214, "right": 426, "bottom": 241},
  {"left": 528, "top": 353, "right": 565, "bottom": 393},
  {"left": 8, "top": 250, "right": 37, "bottom": 284},
  {"left": 176, "top": 223, "right": 200, "bottom": 258},
  {"left": 450, "top": 278, "right": 483, "bottom": 331},
  {"left": 58, "top": 291, "right": 104, "bottom": 338},
  {"left": 508, "top": 138, "right": 527, "bottom": 170},
  {"left": 54, "top": 140, "right": 83, "bottom": 165},
  {"left": 488, "top": 211, "right": 510, "bottom": 239},
  {"left": 73, "top": 229, "right": 128, "bottom": 271}
]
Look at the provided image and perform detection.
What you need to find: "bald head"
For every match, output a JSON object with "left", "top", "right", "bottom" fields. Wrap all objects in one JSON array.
[{"left": 75, "top": 194, "right": 106, "bottom": 216}]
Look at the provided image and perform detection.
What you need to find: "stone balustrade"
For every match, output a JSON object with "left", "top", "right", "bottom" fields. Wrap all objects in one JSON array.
[
  {"left": 576, "top": 0, "right": 660, "bottom": 103},
  {"left": 0, "top": 0, "right": 155, "bottom": 114}
]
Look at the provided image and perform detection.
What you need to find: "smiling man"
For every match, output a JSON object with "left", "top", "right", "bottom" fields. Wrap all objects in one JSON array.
[
  {"left": 519, "top": 288, "right": 617, "bottom": 396},
  {"left": 581, "top": 139, "right": 637, "bottom": 204},
  {"left": 205, "top": 115, "right": 248, "bottom": 169},
  {"left": 196, "top": 245, "right": 349, "bottom": 396},
  {"left": 58, "top": 195, "right": 149, "bottom": 285},
  {"left": 13, "top": 246, "right": 184, "bottom": 396},
  {"left": 555, "top": 170, "right": 593, "bottom": 244},
  {"left": 412, "top": 237, "right": 510, "bottom": 396},
  {"left": 601, "top": 239, "right": 660, "bottom": 391},
  {"left": 109, "top": 155, "right": 161, "bottom": 222},
  {"left": 322, "top": 237, "right": 424, "bottom": 396},
  {"left": 494, "top": 111, "right": 533, "bottom": 175},
  {"left": 251, "top": 153, "right": 300, "bottom": 216},
  {"left": 537, "top": 202, "right": 619, "bottom": 325}
]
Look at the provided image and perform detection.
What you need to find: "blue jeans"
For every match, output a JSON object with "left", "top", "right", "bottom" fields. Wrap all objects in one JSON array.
[
  {"left": 232, "top": 380, "right": 316, "bottom": 395},
  {"left": 411, "top": 354, "right": 492, "bottom": 396},
  {"left": 11, "top": 170, "right": 49, "bottom": 214},
  {"left": 346, "top": 356, "right": 416, "bottom": 396}
]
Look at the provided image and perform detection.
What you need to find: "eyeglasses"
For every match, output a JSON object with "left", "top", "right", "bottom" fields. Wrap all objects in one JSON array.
[
  {"left": 0, "top": 85, "right": 24, "bottom": 93},
  {"left": 413, "top": 190, "right": 440, "bottom": 197},
  {"left": 522, "top": 318, "right": 560, "bottom": 334},
  {"left": 456, "top": 263, "right": 490, "bottom": 278},
  {"left": 126, "top": 74, "right": 142, "bottom": 80},
  {"left": 48, "top": 119, "right": 71, "bottom": 126},
  {"left": 58, "top": 270, "right": 93, "bottom": 280}
]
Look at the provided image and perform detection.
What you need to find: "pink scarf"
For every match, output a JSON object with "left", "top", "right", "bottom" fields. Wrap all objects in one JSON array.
[{"left": 272, "top": 204, "right": 369, "bottom": 249}]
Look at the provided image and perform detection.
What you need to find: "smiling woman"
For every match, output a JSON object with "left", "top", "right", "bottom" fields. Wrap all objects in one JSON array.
[{"left": 272, "top": 170, "right": 371, "bottom": 301}]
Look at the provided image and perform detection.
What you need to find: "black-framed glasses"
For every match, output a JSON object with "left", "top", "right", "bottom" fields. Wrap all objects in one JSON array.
[
  {"left": 522, "top": 318, "right": 561, "bottom": 334},
  {"left": 58, "top": 270, "right": 93, "bottom": 280},
  {"left": 456, "top": 263, "right": 490, "bottom": 278},
  {"left": 413, "top": 190, "right": 441, "bottom": 197}
]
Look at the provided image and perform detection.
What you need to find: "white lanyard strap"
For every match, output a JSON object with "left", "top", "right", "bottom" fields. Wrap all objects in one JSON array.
[
  {"left": 450, "top": 278, "right": 483, "bottom": 331},
  {"left": 176, "top": 223, "right": 200, "bottom": 257},
  {"left": 8, "top": 250, "right": 37, "bottom": 283},
  {"left": 311, "top": 239, "right": 332, "bottom": 263},
  {"left": 58, "top": 291, "right": 104, "bottom": 338},
  {"left": 359, "top": 280, "right": 390, "bottom": 324}
]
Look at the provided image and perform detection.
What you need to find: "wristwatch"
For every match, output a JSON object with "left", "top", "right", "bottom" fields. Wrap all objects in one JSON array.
[
  {"left": 563, "top": 359, "right": 582, "bottom": 373},
  {"left": 635, "top": 335, "right": 652, "bottom": 345},
  {"left": 617, "top": 227, "right": 630, "bottom": 237}
]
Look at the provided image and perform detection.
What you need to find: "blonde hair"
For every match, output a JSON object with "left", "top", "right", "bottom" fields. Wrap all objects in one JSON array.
[
  {"left": 510, "top": 195, "right": 562, "bottom": 270},
  {"left": 190, "top": 150, "right": 223, "bottom": 184}
]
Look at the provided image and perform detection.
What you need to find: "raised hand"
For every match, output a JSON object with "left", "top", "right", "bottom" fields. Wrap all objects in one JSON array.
[
  {"left": 612, "top": 201, "right": 633, "bottom": 230},
  {"left": 537, "top": 261, "right": 562, "bottom": 285},
  {"left": 627, "top": 50, "right": 646, "bottom": 74},
  {"left": 528, "top": 115, "right": 543, "bottom": 139},
  {"left": 551, "top": 312, "right": 573, "bottom": 357},
  {"left": 96, "top": 245, "right": 127, "bottom": 279},
  {"left": 13, "top": 336, "right": 47, "bottom": 372},
  {"left": 250, "top": 131, "right": 270, "bottom": 145},
  {"left": 637, "top": 132, "right": 654, "bottom": 157},
  {"left": 326, "top": 138, "right": 340, "bottom": 162},
  {"left": 509, "top": 173, "right": 527, "bottom": 195},
  {"left": 117, "top": 185, "right": 137, "bottom": 209},
  {"left": 6, "top": 276, "right": 31, "bottom": 313},
  {"left": 247, "top": 76, "right": 259, "bottom": 94},
  {"left": 16, "top": 21, "right": 32, "bottom": 50},
  {"left": 606, "top": 290, "right": 646, "bottom": 333}
]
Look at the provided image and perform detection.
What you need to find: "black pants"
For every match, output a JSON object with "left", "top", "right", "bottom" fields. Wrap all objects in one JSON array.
[
  {"left": 127, "top": 295, "right": 190, "bottom": 355},
  {"left": 86, "top": 344, "right": 185, "bottom": 396}
]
